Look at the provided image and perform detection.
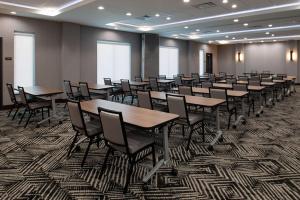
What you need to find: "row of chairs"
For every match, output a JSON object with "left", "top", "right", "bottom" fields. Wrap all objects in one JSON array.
[{"left": 6, "top": 84, "right": 52, "bottom": 128}]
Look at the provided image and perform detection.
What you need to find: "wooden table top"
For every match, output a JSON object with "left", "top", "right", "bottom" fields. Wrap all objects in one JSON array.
[
  {"left": 23, "top": 86, "right": 63, "bottom": 96},
  {"left": 182, "top": 77, "right": 195, "bottom": 81},
  {"left": 143, "top": 79, "right": 174, "bottom": 84},
  {"left": 261, "top": 82, "right": 276, "bottom": 86},
  {"left": 72, "top": 83, "right": 115, "bottom": 90},
  {"left": 113, "top": 81, "right": 149, "bottom": 86},
  {"left": 247, "top": 85, "right": 265, "bottom": 91},
  {"left": 213, "top": 83, "right": 233, "bottom": 89},
  {"left": 80, "top": 99, "right": 178, "bottom": 129},
  {"left": 272, "top": 80, "right": 286, "bottom": 83},
  {"left": 286, "top": 75, "right": 296, "bottom": 80},
  {"left": 172, "top": 87, "right": 248, "bottom": 97},
  {"left": 150, "top": 91, "right": 225, "bottom": 107}
]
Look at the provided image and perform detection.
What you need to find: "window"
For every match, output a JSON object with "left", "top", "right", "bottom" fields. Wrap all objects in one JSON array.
[
  {"left": 199, "top": 49, "right": 205, "bottom": 75},
  {"left": 159, "top": 46, "right": 179, "bottom": 77},
  {"left": 14, "top": 32, "right": 35, "bottom": 87},
  {"left": 97, "top": 41, "right": 131, "bottom": 84}
]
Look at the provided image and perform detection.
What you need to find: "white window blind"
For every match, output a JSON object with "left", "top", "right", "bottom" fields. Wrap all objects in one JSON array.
[
  {"left": 14, "top": 32, "right": 35, "bottom": 87},
  {"left": 199, "top": 49, "right": 205, "bottom": 75},
  {"left": 97, "top": 41, "right": 131, "bottom": 84},
  {"left": 159, "top": 46, "right": 179, "bottom": 77}
]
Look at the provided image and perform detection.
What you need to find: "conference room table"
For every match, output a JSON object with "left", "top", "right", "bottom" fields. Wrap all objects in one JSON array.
[
  {"left": 80, "top": 99, "right": 179, "bottom": 185},
  {"left": 149, "top": 91, "right": 225, "bottom": 150},
  {"left": 113, "top": 80, "right": 149, "bottom": 89},
  {"left": 23, "top": 86, "right": 64, "bottom": 126},
  {"left": 143, "top": 79, "right": 174, "bottom": 90},
  {"left": 171, "top": 87, "right": 249, "bottom": 128},
  {"left": 72, "top": 83, "right": 115, "bottom": 100}
]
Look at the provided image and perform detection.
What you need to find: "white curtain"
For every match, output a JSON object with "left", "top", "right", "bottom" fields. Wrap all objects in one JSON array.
[{"left": 159, "top": 46, "right": 179, "bottom": 77}]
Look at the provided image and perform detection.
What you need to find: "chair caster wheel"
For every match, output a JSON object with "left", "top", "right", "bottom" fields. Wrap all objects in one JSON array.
[
  {"left": 242, "top": 120, "right": 246, "bottom": 125},
  {"left": 59, "top": 121, "right": 62, "bottom": 124},
  {"left": 208, "top": 145, "right": 214, "bottom": 151},
  {"left": 232, "top": 125, "right": 237, "bottom": 129},
  {"left": 171, "top": 167, "right": 178, "bottom": 176}
]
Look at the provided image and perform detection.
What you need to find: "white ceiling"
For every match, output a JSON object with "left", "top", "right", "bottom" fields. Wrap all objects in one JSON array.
[{"left": 1, "top": 0, "right": 300, "bottom": 44}]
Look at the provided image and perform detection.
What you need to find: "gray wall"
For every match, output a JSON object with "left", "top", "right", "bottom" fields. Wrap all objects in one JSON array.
[
  {"left": 80, "top": 26, "right": 142, "bottom": 83},
  {"left": 143, "top": 34, "right": 159, "bottom": 78},
  {"left": 0, "top": 14, "right": 62, "bottom": 105},
  {"left": 218, "top": 41, "right": 300, "bottom": 82}
]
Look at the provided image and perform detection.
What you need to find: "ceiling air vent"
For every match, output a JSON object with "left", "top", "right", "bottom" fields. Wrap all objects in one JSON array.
[
  {"left": 136, "top": 15, "right": 152, "bottom": 21},
  {"left": 193, "top": 2, "right": 217, "bottom": 9}
]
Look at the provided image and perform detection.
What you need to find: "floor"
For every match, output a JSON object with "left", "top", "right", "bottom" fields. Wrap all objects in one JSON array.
[{"left": 0, "top": 88, "right": 299, "bottom": 200}]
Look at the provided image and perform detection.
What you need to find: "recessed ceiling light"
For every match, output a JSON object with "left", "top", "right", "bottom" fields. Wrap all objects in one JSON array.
[
  {"left": 173, "top": 34, "right": 178, "bottom": 37},
  {"left": 216, "top": 30, "right": 220, "bottom": 32},
  {"left": 155, "top": 13, "right": 160, "bottom": 17},
  {"left": 232, "top": 37, "right": 236, "bottom": 40},
  {"left": 114, "top": 27, "right": 118, "bottom": 30},
  {"left": 225, "top": 35, "right": 229, "bottom": 38},
  {"left": 243, "top": 23, "right": 248, "bottom": 26},
  {"left": 98, "top": 6, "right": 104, "bottom": 10},
  {"left": 271, "top": 34, "right": 275, "bottom": 37},
  {"left": 249, "top": 41, "right": 253, "bottom": 43},
  {"left": 183, "top": 0, "right": 190, "bottom": 3},
  {"left": 268, "top": 24, "right": 273, "bottom": 27},
  {"left": 265, "top": 32, "right": 270, "bottom": 35},
  {"left": 184, "top": 26, "right": 189, "bottom": 29},
  {"left": 166, "top": 17, "right": 171, "bottom": 20},
  {"left": 222, "top": 0, "right": 228, "bottom": 4},
  {"left": 196, "top": 29, "right": 200, "bottom": 32},
  {"left": 261, "top": 40, "right": 264, "bottom": 42},
  {"left": 244, "top": 37, "right": 248, "bottom": 40},
  {"left": 126, "top": 12, "right": 132, "bottom": 16},
  {"left": 233, "top": 19, "right": 239, "bottom": 22},
  {"left": 208, "top": 40, "right": 213, "bottom": 44},
  {"left": 232, "top": 4, "right": 237, "bottom": 9},
  {"left": 10, "top": 11, "right": 16, "bottom": 14},
  {"left": 175, "top": 36, "right": 179, "bottom": 39},
  {"left": 273, "top": 40, "right": 277, "bottom": 42}
]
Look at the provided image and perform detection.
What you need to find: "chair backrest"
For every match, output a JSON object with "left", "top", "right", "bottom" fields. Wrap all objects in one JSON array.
[
  {"left": 209, "top": 74, "right": 216, "bottom": 82},
  {"left": 17, "top": 86, "right": 28, "bottom": 106},
  {"left": 79, "top": 82, "right": 90, "bottom": 99},
  {"left": 273, "top": 76, "right": 283, "bottom": 80},
  {"left": 219, "top": 72, "right": 226, "bottom": 77},
  {"left": 149, "top": 77, "right": 159, "bottom": 90},
  {"left": 233, "top": 83, "right": 248, "bottom": 91},
  {"left": 104, "top": 78, "right": 112, "bottom": 86},
  {"left": 137, "top": 91, "right": 153, "bottom": 110},
  {"left": 135, "top": 76, "right": 142, "bottom": 82},
  {"left": 177, "top": 74, "right": 184, "bottom": 78},
  {"left": 121, "top": 79, "right": 131, "bottom": 92},
  {"left": 7, "top": 83, "right": 17, "bottom": 104},
  {"left": 261, "top": 77, "right": 273, "bottom": 82},
  {"left": 159, "top": 75, "right": 167, "bottom": 80},
  {"left": 209, "top": 88, "right": 227, "bottom": 100},
  {"left": 174, "top": 76, "right": 182, "bottom": 86},
  {"left": 167, "top": 94, "right": 188, "bottom": 120},
  {"left": 179, "top": 86, "right": 193, "bottom": 96},
  {"left": 238, "top": 76, "right": 248, "bottom": 81},
  {"left": 249, "top": 76, "right": 260, "bottom": 81},
  {"left": 277, "top": 74, "right": 287, "bottom": 78},
  {"left": 63, "top": 80, "right": 73, "bottom": 97},
  {"left": 191, "top": 73, "right": 200, "bottom": 83},
  {"left": 67, "top": 100, "right": 86, "bottom": 132},
  {"left": 201, "top": 81, "right": 212, "bottom": 88},
  {"left": 98, "top": 107, "right": 128, "bottom": 150},
  {"left": 248, "top": 80, "right": 261, "bottom": 86},
  {"left": 226, "top": 78, "right": 237, "bottom": 84},
  {"left": 261, "top": 74, "right": 271, "bottom": 78}
]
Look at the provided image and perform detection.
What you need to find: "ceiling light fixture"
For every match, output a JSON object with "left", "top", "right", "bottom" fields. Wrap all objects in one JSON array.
[
  {"left": 273, "top": 40, "right": 277, "bottom": 42},
  {"left": 272, "top": 34, "right": 275, "bottom": 37},
  {"left": 208, "top": 40, "right": 213, "bottom": 44},
  {"left": 183, "top": 0, "right": 190, "bottom": 3},
  {"left": 225, "top": 35, "right": 229, "bottom": 38},
  {"left": 266, "top": 32, "right": 270, "bottom": 35},
  {"left": 268, "top": 24, "right": 273, "bottom": 27},
  {"left": 166, "top": 17, "right": 171, "bottom": 20},
  {"left": 98, "top": 6, "right": 104, "bottom": 10},
  {"left": 155, "top": 13, "right": 160, "bottom": 17},
  {"left": 232, "top": 4, "right": 237, "bottom": 9},
  {"left": 232, "top": 37, "right": 236, "bottom": 40},
  {"left": 243, "top": 23, "right": 248, "bottom": 26},
  {"left": 126, "top": 12, "right": 132, "bottom": 16},
  {"left": 234, "top": 19, "right": 239, "bottom": 22},
  {"left": 138, "top": 26, "right": 153, "bottom": 32},
  {"left": 216, "top": 30, "right": 220, "bottom": 32},
  {"left": 184, "top": 26, "right": 189, "bottom": 29},
  {"left": 10, "top": 11, "right": 16, "bottom": 15},
  {"left": 196, "top": 29, "right": 200, "bottom": 32},
  {"left": 222, "top": 0, "right": 228, "bottom": 4}
]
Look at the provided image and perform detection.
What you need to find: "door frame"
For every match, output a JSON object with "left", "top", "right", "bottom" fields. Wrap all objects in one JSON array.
[{"left": 0, "top": 38, "right": 3, "bottom": 109}]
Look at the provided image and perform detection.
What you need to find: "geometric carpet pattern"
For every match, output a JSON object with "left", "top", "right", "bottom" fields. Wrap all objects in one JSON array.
[{"left": 0, "top": 88, "right": 300, "bottom": 199}]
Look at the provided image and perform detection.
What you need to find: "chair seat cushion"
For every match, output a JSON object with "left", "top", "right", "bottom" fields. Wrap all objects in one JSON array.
[
  {"left": 188, "top": 113, "right": 204, "bottom": 125},
  {"left": 110, "top": 131, "right": 154, "bottom": 154},
  {"left": 28, "top": 101, "right": 51, "bottom": 110},
  {"left": 85, "top": 121, "right": 102, "bottom": 137}
]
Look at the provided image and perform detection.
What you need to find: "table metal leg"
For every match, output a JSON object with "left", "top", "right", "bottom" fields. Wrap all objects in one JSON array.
[
  {"left": 143, "top": 125, "right": 169, "bottom": 183},
  {"left": 233, "top": 97, "right": 247, "bottom": 129},
  {"left": 208, "top": 106, "right": 223, "bottom": 150},
  {"left": 37, "top": 95, "right": 62, "bottom": 126},
  {"left": 256, "top": 92, "right": 264, "bottom": 117},
  {"left": 106, "top": 90, "right": 110, "bottom": 100}
]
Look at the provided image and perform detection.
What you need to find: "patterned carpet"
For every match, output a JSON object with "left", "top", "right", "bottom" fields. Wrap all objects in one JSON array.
[{"left": 0, "top": 88, "right": 300, "bottom": 200}]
